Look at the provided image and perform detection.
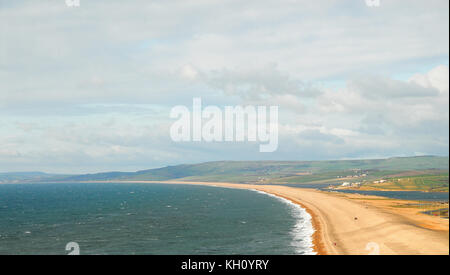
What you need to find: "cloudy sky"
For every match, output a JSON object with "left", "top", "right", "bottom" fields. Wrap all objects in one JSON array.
[{"left": 0, "top": 0, "right": 448, "bottom": 173}]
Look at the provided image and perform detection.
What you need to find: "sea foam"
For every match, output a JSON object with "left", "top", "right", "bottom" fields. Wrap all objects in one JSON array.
[{"left": 249, "top": 189, "right": 316, "bottom": 255}]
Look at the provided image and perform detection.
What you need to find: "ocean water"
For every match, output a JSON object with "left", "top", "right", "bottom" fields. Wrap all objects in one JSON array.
[{"left": 0, "top": 183, "right": 314, "bottom": 255}]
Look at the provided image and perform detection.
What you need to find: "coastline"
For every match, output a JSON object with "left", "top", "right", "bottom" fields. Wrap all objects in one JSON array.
[
  {"left": 268, "top": 195, "right": 327, "bottom": 255},
  {"left": 49, "top": 180, "right": 450, "bottom": 255},
  {"left": 173, "top": 182, "right": 321, "bottom": 253},
  {"left": 249, "top": 189, "right": 317, "bottom": 255},
  {"left": 78, "top": 180, "right": 328, "bottom": 254},
  {"left": 259, "top": 191, "right": 325, "bottom": 255}
]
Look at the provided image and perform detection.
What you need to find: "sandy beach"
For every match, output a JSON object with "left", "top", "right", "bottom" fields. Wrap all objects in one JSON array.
[{"left": 93, "top": 180, "right": 449, "bottom": 255}]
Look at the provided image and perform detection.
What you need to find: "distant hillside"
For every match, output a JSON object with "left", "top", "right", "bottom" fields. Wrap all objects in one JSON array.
[
  {"left": 58, "top": 156, "right": 449, "bottom": 184},
  {"left": 0, "top": 172, "right": 63, "bottom": 183}
]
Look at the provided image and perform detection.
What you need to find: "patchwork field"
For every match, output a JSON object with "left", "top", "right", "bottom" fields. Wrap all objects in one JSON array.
[{"left": 356, "top": 172, "right": 449, "bottom": 192}]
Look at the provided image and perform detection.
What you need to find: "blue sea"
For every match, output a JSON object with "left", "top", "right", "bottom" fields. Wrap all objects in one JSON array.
[{"left": 0, "top": 183, "right": 315, "bottom": 255}]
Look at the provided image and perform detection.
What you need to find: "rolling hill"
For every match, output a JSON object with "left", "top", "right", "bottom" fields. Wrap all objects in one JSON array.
[{"left": 56, "top": 156, "right": 449, "bottom": 184}]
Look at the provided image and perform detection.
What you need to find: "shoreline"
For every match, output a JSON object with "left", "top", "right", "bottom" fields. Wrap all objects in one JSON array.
[
  {"left": 76, "top": 180, "right": 328, "bottom": 254},
  {"left": 257, "top": 191, "right": 325, "bottom": 255},
  {"left": 248, "top": 189, "right": 318, "bottom": 255},
  {"left": 36, "top": 180, "right": 450, "bottom": 254},
  {"left": 124, "top": 180, "right": 449, "bottom": 255},
  {"left": 171, "top": 182, "right": 322, "bottom": 254}
]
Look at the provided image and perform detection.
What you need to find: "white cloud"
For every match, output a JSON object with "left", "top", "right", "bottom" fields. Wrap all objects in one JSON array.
[
  {"left": 179, "top": 64, "right": 199, "bottom": 80},
  {"left": 409, "top": 65, "right": 449, "bottom": 94},
  {"left": 0, "top": 1, "right": 448, "bottom": 172}
]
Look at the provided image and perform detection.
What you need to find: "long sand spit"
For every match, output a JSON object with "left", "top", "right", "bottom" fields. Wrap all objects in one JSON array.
[{"left": 97, "top": 180, "right": 449, "bottom": 255}]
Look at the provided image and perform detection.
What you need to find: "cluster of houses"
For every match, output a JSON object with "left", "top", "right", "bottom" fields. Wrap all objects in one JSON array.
[
  {"left": 336, "top": 173, "right": 368, "bottom": 179},
  {"left": 328, "top": 179, "right": 387, "bottom": 190},
  {"left": 340, "top": 181, "right": 361, "bottom": 188},
  {"left": 328, "top": 181, "right": 362, "bottom": 189}
]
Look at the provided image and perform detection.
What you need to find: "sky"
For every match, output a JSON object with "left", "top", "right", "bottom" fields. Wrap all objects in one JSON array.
[{"left": 0, "top": 0, "right": 449, "bottom": 173}]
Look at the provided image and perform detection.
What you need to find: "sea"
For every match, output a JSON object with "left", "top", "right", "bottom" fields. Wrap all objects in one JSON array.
[{"left": 0, "top": 182, "right": 315, "bottom": 255}]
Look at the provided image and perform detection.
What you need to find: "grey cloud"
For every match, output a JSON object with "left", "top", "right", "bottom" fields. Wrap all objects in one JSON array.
[
  {"left": 358, "top": 114, "right": 388, "bottom": 135},
  {"left": 298, "top": 129, "right": 345, "bottom": 145},
  {"left": 205, "top": 65, "right": 322, "bottom": 100},
  {"left": 349, "top": 76, "right": 440, "bottom": 99}
]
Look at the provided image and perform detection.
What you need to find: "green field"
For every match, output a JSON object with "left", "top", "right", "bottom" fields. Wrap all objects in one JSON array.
[{"left": 361, "top": 172, "right": 449, "bottom": 192}]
